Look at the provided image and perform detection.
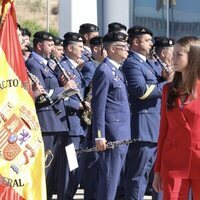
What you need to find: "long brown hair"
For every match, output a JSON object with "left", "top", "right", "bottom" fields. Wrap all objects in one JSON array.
[{"left": 167, "top": 36, "right": 200, "bottom": 110}]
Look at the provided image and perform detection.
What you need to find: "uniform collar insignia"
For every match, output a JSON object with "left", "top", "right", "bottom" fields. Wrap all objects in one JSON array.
[{"left": 44, "top": 67, "right": 49, "bottom": 72}]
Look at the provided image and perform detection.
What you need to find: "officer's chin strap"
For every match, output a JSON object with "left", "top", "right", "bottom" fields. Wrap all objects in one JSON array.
[
  {"left": 101, "top": 45, "right": 105, "bottom": 56},
  {"left": 76, "top": 138, "right": 141, "bottom": 155}
]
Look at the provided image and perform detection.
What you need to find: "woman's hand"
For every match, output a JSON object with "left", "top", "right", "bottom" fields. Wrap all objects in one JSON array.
[{"left": 152, "top": 172, "right": 163, "bottom": 192}]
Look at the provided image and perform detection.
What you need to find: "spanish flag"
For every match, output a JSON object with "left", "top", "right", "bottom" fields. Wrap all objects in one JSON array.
[{"left": 0, "top": 0, "right": 47, "bottom": 199}]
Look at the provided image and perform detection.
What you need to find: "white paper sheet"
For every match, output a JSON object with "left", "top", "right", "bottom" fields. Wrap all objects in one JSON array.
[{"left": 65, "top": 143, "right": 79, "bottom": 171}]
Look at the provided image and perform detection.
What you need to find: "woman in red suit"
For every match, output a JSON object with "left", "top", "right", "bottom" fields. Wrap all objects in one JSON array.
[{"left": 153, "top": 36, "right": 200, "bottom": 200}]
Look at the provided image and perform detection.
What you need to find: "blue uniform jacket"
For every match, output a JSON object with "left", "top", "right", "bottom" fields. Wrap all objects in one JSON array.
[
  {"left": 81, "top": 59, "right": 98, "bottom": 88},
  {"left": 81, "top": 47, "right": 92, "bottom": 62},
  {"left": 25, "top": 52, "right": 69, "bottom": 133},
  {"left": 122, "top": 51, "right": 166, "bottom": 143},
  {"left": 59, "top": 56, "right": 87, "bottom": 137},
  {"left": 92, "top": 58, "right": 131, "bottom": 143}
]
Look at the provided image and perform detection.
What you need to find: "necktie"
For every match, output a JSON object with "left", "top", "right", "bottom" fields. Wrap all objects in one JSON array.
[{"left": 119, "top": 66, "right": 128, "bottom": 86}]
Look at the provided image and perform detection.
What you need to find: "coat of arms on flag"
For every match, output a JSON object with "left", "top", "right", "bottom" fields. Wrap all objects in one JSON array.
[{"left": 0, "top": 102, "right": 41, "bottom": 174}]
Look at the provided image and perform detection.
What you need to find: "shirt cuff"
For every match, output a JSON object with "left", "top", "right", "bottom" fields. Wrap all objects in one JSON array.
[{"left": 95, "top": 138, "right": 105, "bottom": 141}]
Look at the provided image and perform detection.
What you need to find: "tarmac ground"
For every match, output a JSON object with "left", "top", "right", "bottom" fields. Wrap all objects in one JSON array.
[{"left": 52, "top": 189, "right": 153, "bottom": 200}]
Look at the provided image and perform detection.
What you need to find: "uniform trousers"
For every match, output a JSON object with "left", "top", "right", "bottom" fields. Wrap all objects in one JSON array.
[
  {"left": 96, "top": 145, "right": 128, "bottom": 200},
  {"left": 42, "top": 132, "right": 60, "bottom": 200},
  {"left": 115, "top": 163, "right": 126, "bottom": 200},
  {"left": 82, "top": 151, "right": 99, "bottom": 200},
  {"left": 82, "top": 126, "right": 99, "bottom": 200},
  {"left": 125, "top": 142, "right": 162, "bottom": 200},
  {"left": 162, "top": 177, "right": 200, "bottom": 200},
  {"left": 57, "top": 135, "right": 85, "bottom": 200}
]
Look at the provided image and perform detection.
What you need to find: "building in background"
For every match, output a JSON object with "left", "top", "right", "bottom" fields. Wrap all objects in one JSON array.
[
  {"left": 130, "top": 0, "right": 200, "bottom": 39},
  {"left": 59, "top": 0, "right": 130, "bottom": 37},
  {"left": 59, "top": 0, "right": 200, "bottom": 39}
]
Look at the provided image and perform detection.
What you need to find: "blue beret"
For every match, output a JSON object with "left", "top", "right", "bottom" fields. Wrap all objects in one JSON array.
[
  {"left": 33, "top": 31, "right": 53, "bottom": 41},
  {"left": 79, "top": 23, "right": 99, "bottom": 34},
  {"left": 108, "top": 22, "right": 127, "bottom": 33},
  {"left": 103, "top": 32, "right": 128, "bottom": 43},
  {"left": 63, "top": 32, "right": 83, "bottom": 42},
  {"left": 154, "top": 36, "right": 175, "bottom": 47},
  {"left": 128, "top": 26, "right": 153, "bottom": 37},
  {"left": 90, "top": 36, "right": 103, "bottom": 45}
]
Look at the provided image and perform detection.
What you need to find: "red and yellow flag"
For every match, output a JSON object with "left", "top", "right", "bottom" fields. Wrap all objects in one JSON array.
[{"left": 0, "top": 0, "right": 47, "bottom": 199}]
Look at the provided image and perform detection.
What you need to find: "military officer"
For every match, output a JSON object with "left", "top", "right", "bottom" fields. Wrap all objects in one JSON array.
[
  {"left": 147, "top": 36, "right": 175, "bottom": 197},
  {"left": 81, "top": 36, "right": 107, "bottom": 200},
  {"left": 79, "top": 23, "right": 99, "bottom": 62},
  {"left": 52, "top": 36, "right": 64, "bottom": 61},
  {"left": 145, "top": 36, "right": 175, "bottom": 197},
  {"left": 21, "top": 27, "right": 31, "bottom": 48},
  {"left": 25, "top": 31, "right": 76, "bottom": 200},
  {"left": 81, "top": 36, "right": 106, "bottom": 88},
  {"left": 154, "top": 36, "right": 175, "bottom": 68},
  {"left": 21, "top": 27, "right": 32, "bottom": 60},
  {"left": 56, "top": 32, "right": 89, "bottom": 200},
  {"left": 122, "top": 26, "right": 172, "bottom": 200},
  {"left": 92, "top": 31, "right": 131, "bottom": 200},
  {"left": 107, "top": 22, "right": 127, "bottom": 200},
  {"left": 17, "top": 23, "right": 23, "bottom": 47}
]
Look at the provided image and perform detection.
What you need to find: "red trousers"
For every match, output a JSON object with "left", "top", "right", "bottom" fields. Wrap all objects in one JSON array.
[{"left": 162, "top": 177, "right": 200, "bottom": 200}]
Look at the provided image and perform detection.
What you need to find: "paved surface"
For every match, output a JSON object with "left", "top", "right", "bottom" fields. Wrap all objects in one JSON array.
[{"left": 52, "top": 189, "right": 153, "bottom": 199}]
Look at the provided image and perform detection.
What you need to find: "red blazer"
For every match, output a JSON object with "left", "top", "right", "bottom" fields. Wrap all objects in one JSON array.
[{"left": 154, "top": 82, "right": 200, "bottom": 179}]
